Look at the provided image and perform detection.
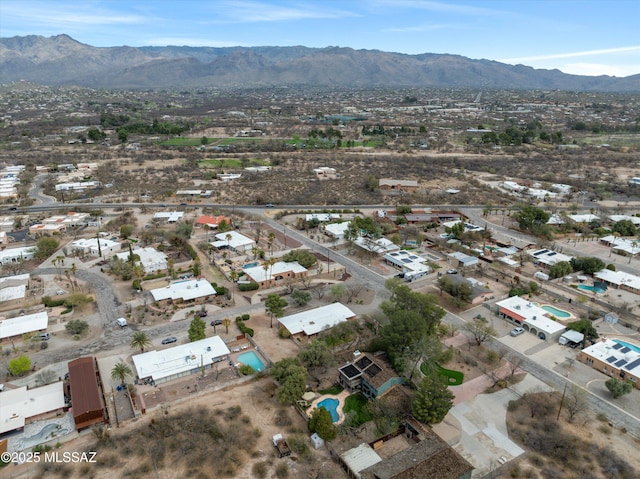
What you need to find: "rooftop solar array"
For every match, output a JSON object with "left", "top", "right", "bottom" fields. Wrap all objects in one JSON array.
[
  {"left": 606, "top": 355, "right": 617, "bottom": 363},
  {"left": 612, "top": 343, "right": 623, "bottom": 350}
]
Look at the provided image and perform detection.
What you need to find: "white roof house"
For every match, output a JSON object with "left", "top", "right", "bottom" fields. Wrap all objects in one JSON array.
[
  {"left": 529, "top": 248, "right": 573, "bottom": 266},
  {"left": 132, "top": 336, "right": 230, "bottom": 384},
  {"left": 341, "top": 443, "right": 383, "bottom": 478},
  {"left": 0, "top": 246, "right": 36, "bottom": 265},
  {"left": 0, "top": 273, "right": 30, "bottom": 303},
  {"left": 243, "top": 261, "right": 307, "bottom": 284},
  {"left": 42, "top": 212, "right": 91, "bottom": 226},
  {"left": 568, "top": 214, "right": 599, "bottom": 223},
  {"left": 448, "top": 251, "right": 479, "bottom": 268},
  {"left": 599, "top": 235, "right": 640, "bottom": 256},
  {"left": 353, "top": 236, "right": 400, "bottom": 254},
  {"left": 55, "top": 181, "right": 101, "bottom": 191},
  {"left": 594, "top": 269, "right": 640, "bottom": 293},
  {"left": 115, "top": 247, "right": 167, "bottom": 274},
  {"left": 0, "top": 382, "right": 66, "bottom": 434},
  {"left": 496, "top": 296, "right": 566, "bottom": 340},
  {"left": 0, "top": 311, "right": 48, "bottom": 341},
  {"left": 608, "top": 215, "right": 640, "bottom": 226},
  {"left": 324, "top": 221, "right": 350, "bottom": 239},
  {"left": 278, "top": 303, "right": 355, "bottom": 337},
  {"left": 150, "top": 279, "right": 216, "bottom": 302},
  {"left": 153, "top": 211, "right": 184, "bottom": 223},
  {"left": 580, "top": 339, "right": 640, "bottom": 379},
  {"left": 306, "top": 213, "right": 341, "bottom": 222},
  {"left": 70, "top": 237, "right": 121, "bottom": 257},
  {"left": 211, "top": 231, "right": 255, "bottom": 253},
  {"left": 383, "top": 250, "right": 430, "bottom": 277}
]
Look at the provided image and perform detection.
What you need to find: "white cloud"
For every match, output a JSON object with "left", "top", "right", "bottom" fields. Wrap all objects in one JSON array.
[
  {"left": 371, "top": 0, "right": 508, "bottom": 16},
  {"left": 500, "top": 45, "right": 640, "bottom": 63},
  {"left": 556, "top": 63, "right": 640, "bottom": 78},
  {"left": 2, "top": 2, "right": 149, "bottom": 27},
  {"left": 384, "top": 23, "right": 460, "bottom": 33},
  {"left": 214, "top": 1, "right": 358, "bottom": 23},
  {"left": 145, "top": 37, "right": 248, "bottom": 48}
]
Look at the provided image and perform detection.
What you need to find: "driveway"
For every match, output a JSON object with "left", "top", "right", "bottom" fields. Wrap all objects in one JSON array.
[{"left": 434, "top": 374, "right": 551, "bottom": 477}]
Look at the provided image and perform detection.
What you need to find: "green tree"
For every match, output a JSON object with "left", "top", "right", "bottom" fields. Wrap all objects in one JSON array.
[
  {"left": 298, "top": 340, "right": 335, "bottom": 371},
  {"left": 111, "top": 360, "right": 132, "bottom": 386},
  {"left": 605, "top": 378, "right": 633, "bottom": 399},
  {"left": 411, "top": 374, "right": 454, "bottom": 424},
  {"left": 130, "top": 331, "right": 152, "bottom": 353},
  {"left": 87, "top": 127, "right": 106, "bottom": 142},
  {"left": 570, "top": 257, "right": 605, "bottom": 275},
  {"left": 265, "top": 293, "right": 288, "bottom": 328},
  {"left": 117, "top": 127, "right": 128, "bottom": 143},
  {"left": 463, "top": 318, "right": 497, "bottom": 346},
  {"left": 330, "top": 283, "right": 345, "bottom": 302},
  {"left": 515, "top": 205, "right": 551, "bottom": 236},
  {"left": 201, "top": 136, "right": 208, "bottom": 145},
  {"left": 291, "top": 289, "right": 312, "bottom": 306},
  {"left": 9, "top": 355, "right": 32, "bottom": 376},
  {"left": 344, "top": 216, "right": 382, "bottom": 242},
  {"left": 34, "top": 237, "right": 60, "bottom": 260},
  {"left": 271, "top": 358, "right": 307, "bottom": 405},
  {"left": 612, "top": 219, "right": 636, "bottom": 236},
  {"left": 549, "top": 261, "right": 573, "bottom": 279},
  {"left": 566, "top": 318, "right": 599, "bottom": 342},
  {"left": 308, "top": 407, "right": 337, "bottom": 441},
  {"left": 120, "top": 224, "right": 135, "bottom": 239},
  {"left": 188, "top": 316, "right": 206, "bottom": 342},
  {"left": 65, "top": 319, "right": 89, "bottom": 336},
  {"left": 281, "top": 249, "right": 317, "bottom": 269},
  {"left": 64, "top": 293, "right": 94, "bottom": 312}
]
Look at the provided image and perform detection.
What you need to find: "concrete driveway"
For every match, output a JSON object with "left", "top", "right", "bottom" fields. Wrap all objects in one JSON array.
[{"left": 434, "top": 374, "right": 552, "bottom": 478}]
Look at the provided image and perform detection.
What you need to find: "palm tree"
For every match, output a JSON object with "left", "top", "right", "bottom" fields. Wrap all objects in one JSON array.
[
  {"left": 111, "top": 361, "right": 132, "bottom": 386},
  {"left": 229, "top": 269, "right": 238, "bottom": 301},
  {"left": 130, "top": 331, "right": 152, "bottom": 353},
  {"left": 222, "top": 317, "right": 231, "bottom": 334},
  {"left": 268, "top": 232, "right": 276, "bottom": 255}
]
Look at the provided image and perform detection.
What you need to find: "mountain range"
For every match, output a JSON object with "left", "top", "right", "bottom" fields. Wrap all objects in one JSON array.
[{"left": 1, "top": 34, "right": 639, "bottom": 91}]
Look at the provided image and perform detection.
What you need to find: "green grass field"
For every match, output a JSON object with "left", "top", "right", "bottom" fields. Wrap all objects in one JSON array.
[
  {"left": 343, "top": 393, "right": 373, "bottom": 426},
  {"left": 161, "top": 138, "right": 204, "bottom": 146}
]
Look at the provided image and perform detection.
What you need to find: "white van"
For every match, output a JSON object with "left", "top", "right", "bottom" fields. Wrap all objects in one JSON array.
[{"left": 116, "top": 317, "right": 128, "bottom": 328}]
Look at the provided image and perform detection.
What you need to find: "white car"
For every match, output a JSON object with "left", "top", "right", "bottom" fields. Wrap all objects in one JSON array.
[{"left": 510, "top": 327, "right": 525, "bottom": 337}]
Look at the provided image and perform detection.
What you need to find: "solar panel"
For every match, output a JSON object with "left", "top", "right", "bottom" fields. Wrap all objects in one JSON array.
[
  {"left": 548, "top": 252, "right": 557, "bottom": 256},
  {"left": 612, "top": 343, "right": 623, "bottom": 350},
  {"left": 615, "top": 359, "right": 628, "bottom": 368},
  {"left": 624, "top": 358, "right": 640, "bottom": 370},
  {"left": 621, "top": 347, "right": 632, "bottom": 354},
  {"left": 606, "top": 355, "right": 618, "bottom": 363}
]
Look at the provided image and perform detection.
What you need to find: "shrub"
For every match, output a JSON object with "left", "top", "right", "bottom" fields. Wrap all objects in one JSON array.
[
  {"left": 214, "top": 285, "right": 228, "bottom": 296},
  {"left": 252, "top": 461, "right": 268, "bottom": 479},
  {"left": 241, "top": 314, "right": 250, "bottom": 321},
  {"left": 278, "top": 328, "right": 291, "bottom": 339},
  {"left": 238, "top": 364, "right": 256, "bottom": 375},
  {"left": 238, "top": 282, "right": 259, "bottom": 291},
  {"left": 65, "top": 320, "right": 89, "bottom": 336},
  {"left": 275, "top": 462, "right": 289, "bottom": 478},
  {"left": 236, "top": 317, "right": 254, "bottom": 337},
  {"left": 42, "top": 296, "right": 65, "bottom": 307}
]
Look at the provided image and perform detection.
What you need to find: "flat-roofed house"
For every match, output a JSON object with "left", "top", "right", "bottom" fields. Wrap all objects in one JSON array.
[
  {"left": 150, "top": 279, "right": 216, "bottom": 304},
  {"left": 243, "top": 261, "right": 308, "bottom": 289},
  {"left": 115, "top": 247, "right": 167, "bottom": 274},
  {"left": 0, "top": 382, "right": 66, "bottom": 434},
  {"left": 578, "top": 339, "right": 640, "bottom": 389},
  {"left": 495, "top": 296, "right": 566, "bottom": 341},
  {"left": 277, "top": 303, "right": 355, "bottom": 339},
  {"left": 0, "top": 311, "right": 48, "bottom": 343}
]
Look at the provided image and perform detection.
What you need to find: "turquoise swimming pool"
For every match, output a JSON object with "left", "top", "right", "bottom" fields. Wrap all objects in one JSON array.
[
  {"left": 578, "top": 284, "right": 606, "bottom": 294},
  {"left": 318, "top": 397, "right": 340, "bottom": 423},
  {"left": 613, "top": 339, "right": 640, "bottom": 354},
  {"left": 237, "top": 351, "right": 265, "bottom": 372},
  {"left": 541, "top": 305, "right": 571, "bottom": 319}
]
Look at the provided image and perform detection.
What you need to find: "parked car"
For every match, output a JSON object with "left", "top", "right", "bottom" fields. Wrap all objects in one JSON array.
[
  {"left": 197, "top": 310, "right": 208, "bottom": 317},
  {"left": 210, "top": 319, "right": 222, "bottom": 326},
  {"left": 446, "top": 269, "right": 458, "bottom": 274},
  {"left": 161, "top": 337, "right": 177, "bottom": 345},
  {"left": 264, "top": 203, "right": 274, "bottom": 208},
  {"left": 510, "top": 327, "right": 525, "bottom": 337}
]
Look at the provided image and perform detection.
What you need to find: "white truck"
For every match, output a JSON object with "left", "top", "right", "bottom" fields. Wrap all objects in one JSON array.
[{"left": 116, "top": 317, "right": 128, "bottom": 328}]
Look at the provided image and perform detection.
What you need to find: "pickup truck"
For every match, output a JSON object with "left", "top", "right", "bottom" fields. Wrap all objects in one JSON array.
[{"left": 272, "top": 434, "right": 291, "bottom": 458}]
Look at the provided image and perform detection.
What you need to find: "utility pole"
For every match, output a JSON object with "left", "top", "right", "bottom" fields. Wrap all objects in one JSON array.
[{"left": 556, "top": 381, "right": 568, "bottom": 420}]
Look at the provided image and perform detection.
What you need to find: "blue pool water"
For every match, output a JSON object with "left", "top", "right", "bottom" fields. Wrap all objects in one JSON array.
[
  {"left": 243, "top": 262, "right": 259, "bottom": 269},
  {"left": 541, "top": 305, "right": 571, "bottom": 318},
  {"left": 237, "top": 351, "right": 265, "bottom": 372},
  {"left": 578, "top": 284, "right": 606, "bottom": 294},
  {"left": 318, "top": 398, "right": 340, "bottom": 423},
  {"left": 613, "top": 339, "right": 640, "bottom": 354}
]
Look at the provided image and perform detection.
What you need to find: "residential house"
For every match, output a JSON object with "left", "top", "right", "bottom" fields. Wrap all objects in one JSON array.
[
  {"left": 0, "top": 382, "right": 66, "bottom": 435},
  {"left": 115, "top": 247, "right": 167, "bottom": 274},
  {"left": 67, "top": 357, "right": 108, "bottom": 430},
  {"left": 195, "top": 215, "right": 231, "bottom": 229},
  {"left": 69, "top": 238, "right": 121, "bottom": 257},
  {"left": 495, "top": 296, "right": 566, "bottom": 341},
  {"left": 338, "top": 353, "right": 403, "bottom": 399},
  {"left": 242, "top": 261, "right": 308, "bottom": 289},
  {"left": 379, "top": 179, "right": 419, "bottom": 193},
  {"left": 150, "top": 279, "right": 216, "bottom": 304},
  {"left": 578, "top": 339, "right": 640, "bottom": 390},
  {"left": 210, "top": 231, "right": 255, "bottom": 253},
  {"left": 0, "top": 311, "right": 48, "bottom": 343},
  {"left": 0, "top": 246, "right": 36, "bottom": 264},
  {"left": 277, "top": 303, "right": 355, "bottom": 339},
  {"left": 593, "top": 269, "right": 640, "bottom": 294},
  {"left": 153, "top": 211, "right": 184, "bottom": 223}
]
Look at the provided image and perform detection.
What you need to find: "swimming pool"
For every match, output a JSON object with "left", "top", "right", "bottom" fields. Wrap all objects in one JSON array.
[
  {"left": 578, "top": 284, "right": 606, "bottom": 294},
  {"left": 613, "top": 339, "right": 640, "bottom": 354},
  {"left": 243, "top": 262, "right": 259, "bottom": 269},
  {"left": 541, "top": 305, "right": 571, "bottom": 319},
  {"left": 317, "top": 397, "right": 340, "bottom": 423},
  {"left": 237, "top": 351, "right": 265, "bottom": 372}
]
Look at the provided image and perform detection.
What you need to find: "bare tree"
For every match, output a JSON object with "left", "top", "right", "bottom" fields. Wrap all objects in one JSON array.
[
  {"left": 507, "top": 354, "right": 524, "bottom": 379},
  {"left": 564, "top": 385, "right": 588, "bottom": 423}
]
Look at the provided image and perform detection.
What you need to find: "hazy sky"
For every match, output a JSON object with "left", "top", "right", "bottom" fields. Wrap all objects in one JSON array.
[{"left": 2, "top": 0, "right": 639, "bottom": 77}]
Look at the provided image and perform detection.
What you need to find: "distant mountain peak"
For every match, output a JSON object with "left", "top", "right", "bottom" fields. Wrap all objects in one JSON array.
[{"left": 0, "top": 34, "right": 638, "bottom": 91}]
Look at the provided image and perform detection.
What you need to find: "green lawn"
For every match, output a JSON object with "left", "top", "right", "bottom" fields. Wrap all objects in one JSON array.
[
  {"left": 318, "top": 384, "right": 344, "bottom": 395},
  {"left": 421, "top": 362, "right": 464, "bottom": 385},
  {"left": 161, "top": 138, "right": 203, "bottom": 146},
  {"left": 343, "top": 394, "right": 373, "bottom": 426}
]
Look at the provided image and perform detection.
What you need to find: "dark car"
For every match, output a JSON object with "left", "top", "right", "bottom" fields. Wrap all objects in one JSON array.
[
  {"left": 197, "top": 310, "right": 208, "bottom": 317},
  {"left": 161, "top": 337, "right": 177, "bottom": 345},
  {"left": 210, "top": 319, "right": 222, "bottom": 326}
]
